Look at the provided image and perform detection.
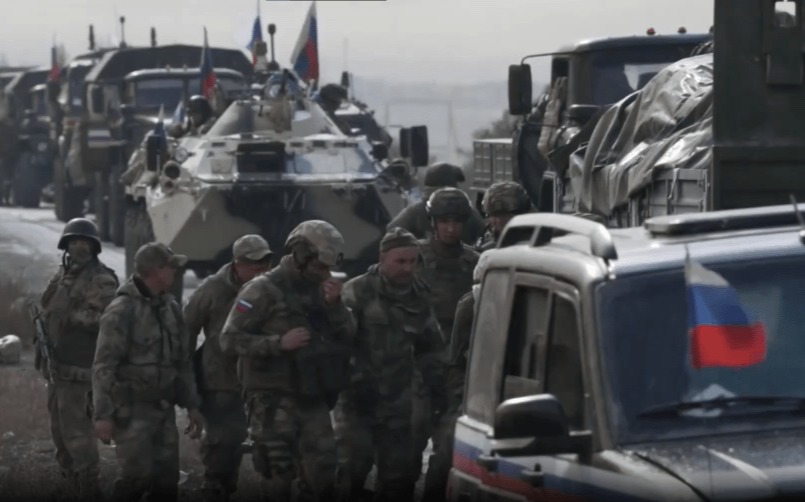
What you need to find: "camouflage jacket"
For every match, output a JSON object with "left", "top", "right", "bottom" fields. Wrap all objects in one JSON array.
[
  {"left": 416, "top": 238, "right": 479, "bottom": 341},
  {"left": 220, "top": 255, "right": 357, "bottom": 394},
  {"left": 183, "top": 262, "right": 242, "bottom": 394},
  {"left": 40, "top": 259, "right": 119, "bottom": 371},
  {"left": 447, "top": 291, "right": 474, "bottom": 413},
  {"left": 92, "top": 277, "right": 200, "bottom": 421},
  {"left": 341, "top": 265, "right": 447, "bottom": 422},
  {"left": 386, "top": 200, "right": 485, "bottom": 246}
]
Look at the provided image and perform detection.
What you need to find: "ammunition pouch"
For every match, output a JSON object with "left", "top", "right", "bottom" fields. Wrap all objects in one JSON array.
[{"left": 293, "top": 339, "right": 351, "bottom": 409}]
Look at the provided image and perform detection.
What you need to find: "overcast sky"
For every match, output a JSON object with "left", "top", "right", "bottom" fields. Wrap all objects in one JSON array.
[{"left": 1, "top": 0, "right": 714, "bottom": 84}]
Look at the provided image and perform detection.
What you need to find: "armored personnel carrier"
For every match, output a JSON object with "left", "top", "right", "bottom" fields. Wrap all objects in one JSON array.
[{"left": 122, "top": 69, "right": 425, "bottom": 296}]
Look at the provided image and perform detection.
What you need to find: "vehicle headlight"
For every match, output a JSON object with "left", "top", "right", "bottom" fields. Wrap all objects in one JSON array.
[
  {"left": 37, "top": 142, "right": 48, "bottom": 152},
  {"left": 174, "top": 147, "right": 189, "bottom": 163}
]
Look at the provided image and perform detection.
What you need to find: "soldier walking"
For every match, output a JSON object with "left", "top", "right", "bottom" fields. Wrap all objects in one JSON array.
[
  {"left": 92, "top": 242, "right": 204, "bottom": 502},
  {"left": 183, "top": 234, "right": 273, "bottom": 502},
  {"left": 334, "top": 228, "right": 447, "bottom": 502},
  {"left": 39, "top": 218, "right": 119, "bottom": 500},
  {"left": 474, "top": 181, "right": 532, "bottom": 252},
  {"left": 413, "top": 188, "right": 480, "bottom": 501},
  {"left": 220, "top": 220, "right": 356, "bottom": 502}
]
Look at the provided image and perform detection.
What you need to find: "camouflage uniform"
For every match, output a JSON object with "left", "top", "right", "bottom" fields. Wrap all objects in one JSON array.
[
  {"left": 333, "top": 229, "right": 447, "bottom": 502},
  {"left": 220, "top": 221, "right": 356, "bottom": 502},
  {"left": 92, "top": 243, "right": 200, "bottom": 502},
  {"left": 40, "top": 218, "right": 118, "bottom": 499},
  {"left": 387, "top": 163, "right": 484, "bottom": 246},
  {"left": 474, "top": 181, "right": 532, "bottom": 252},
  {"left": 183, "top": 235, "right": 273, "bottom": 501},
  {"left": 412, "top": 189, "right": 479, "bottom": 501}
]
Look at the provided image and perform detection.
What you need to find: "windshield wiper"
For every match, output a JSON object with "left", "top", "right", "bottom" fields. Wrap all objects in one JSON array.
[{"left": 637, "top": 395, "right": 805, "bottom": 418}]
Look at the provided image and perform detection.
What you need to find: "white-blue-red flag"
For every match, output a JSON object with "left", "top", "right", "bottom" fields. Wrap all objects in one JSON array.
[
  {"left": 290, "top": 1, "right": 319, "bottom": 82},
  {"left": 200, "top": 28, "right": 217, "bottom": 100}
]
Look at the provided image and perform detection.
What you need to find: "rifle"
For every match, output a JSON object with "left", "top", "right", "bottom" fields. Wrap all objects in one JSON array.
[{"left": 27, "top": 299, "right": 54, "bottom": 384}]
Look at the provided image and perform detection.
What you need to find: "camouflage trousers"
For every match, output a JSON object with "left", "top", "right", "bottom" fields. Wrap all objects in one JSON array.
[
  {"left": 411, "top": 374, "right": 442, "bottom": 481},
  {"left": 199, "top": 391, "right": 248, "bottom": 501},
  {"left": 46, "top": 379, "right": 101, "bottom": 500},
  {"left": 246, "top": 391, "right": 338, "bottom": 502},
  {"left": 110, "top": 402, "right": 180, "bottom": 502},
  {"left": 333, "top": 395, "right": 415, "bottom": 502}
]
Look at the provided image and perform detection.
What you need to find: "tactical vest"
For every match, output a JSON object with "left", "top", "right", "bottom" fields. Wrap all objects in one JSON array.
[{"left": 418, "top": 242, "right": 478, "bottom": 338}]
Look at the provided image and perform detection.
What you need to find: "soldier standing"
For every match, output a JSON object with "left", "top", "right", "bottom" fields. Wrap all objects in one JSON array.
[
  {"left": 475, "top": 181, "right": 532, "bottom": 252},
  {"left": 220, "top": 220, "right": 356, "bottom": 502},
  {"left": 92, "top": 242, "right": 204, "bottom": 502},
  {"left": 413, "top": 188, "right": 480, "bottom": 501},
  {"left": 184, "top": 235, "right": 273, "bottom": 502},
  {"left": 387, "top": 162, "right": 485, "bottom": 245},
  {"left": 40, "top": 218, "right": 119, "bottom": 500},
  {"left": 334, "top": 228, "right": 447, "bottom": 502}
]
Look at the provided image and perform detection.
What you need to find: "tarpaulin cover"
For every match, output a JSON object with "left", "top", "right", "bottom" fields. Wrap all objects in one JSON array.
[{"left": 566, "top": 53, "right": 714, "bottom": 215}]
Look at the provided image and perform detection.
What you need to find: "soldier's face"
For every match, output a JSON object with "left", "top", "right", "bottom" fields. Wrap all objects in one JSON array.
[
  {"left": 435, "top": 217, "right": 463, "bottom": 245},
  {"left": 304, "top": 259, "right": 333, "bottom": 283},
  {"left": 234, "top": 261, "right": 271, "bottom": 284},
  {"left": 379, "top": 246, "right": 419, "bottom": 285},
  {"left": 67, "top": 238, "right": 93, "bottom": 265},
  {"left": 155, "top": 265, "right": 177, "bottom": 292},
  {"left": 489, "top": 213, "right": 516, "bottom": 235}
]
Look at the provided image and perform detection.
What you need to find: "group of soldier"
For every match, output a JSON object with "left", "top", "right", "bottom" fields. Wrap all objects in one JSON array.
[{"left": 36, "top": 160, "right": 533, "bottom": 502}]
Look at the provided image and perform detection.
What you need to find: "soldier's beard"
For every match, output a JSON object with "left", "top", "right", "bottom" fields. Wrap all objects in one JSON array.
[{"left": 67, "top": 247, "right": 93, "bottom": 268}]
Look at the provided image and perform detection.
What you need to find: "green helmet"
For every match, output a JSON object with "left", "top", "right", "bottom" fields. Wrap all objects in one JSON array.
[
  {"left": 426, "top": 187, "right": 472, "bottom": 220},
  {"left": 482, "top": 181, "right": 531, "bottom": 216},
  {"left": 58, "top": 218, "right": 101, "bottom": 254},
  {"left": 285, "top": 220, "right": 345, "bottom": 267}
]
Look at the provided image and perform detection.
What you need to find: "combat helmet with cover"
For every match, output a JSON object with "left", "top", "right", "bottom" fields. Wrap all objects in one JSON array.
[
  {"left": 58, "top": 218, "right": 102, "bottom": 254},
  {"left": 426, "top": 187, "right": 473, "bottom": 221},
  {"left": 284, "top": 220, "right": 345, "bottom": 267},
  {"left": 482, "top": 181, "right": 531, "bottom": 216}
]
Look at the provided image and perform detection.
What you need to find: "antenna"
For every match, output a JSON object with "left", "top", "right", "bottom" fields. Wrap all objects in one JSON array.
[
  {"left": 267, "top": 23, "right": 279, "bottom": 72},
  {"left": 789, "top": 194, "right": 805, "bottom": 245},
  {"left": 119, "top": 16, "right": 127, "bottom": 48},
  {"left": 89, "top": 25, "right": 96, "bottom": 51},
  {"left": 151, "top": 27, "right": 157, "bottom": 47}
]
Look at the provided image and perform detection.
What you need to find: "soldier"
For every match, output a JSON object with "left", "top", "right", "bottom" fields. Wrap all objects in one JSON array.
[
  {"left": 475, "top": 181, "right": 532, "bottom": 252},
  {"left": 334, "top": 228, "right": 447, "bottom": 502},
  {"left": 39, "top": 217, "right": 119, "bottom": 500},
  {"left": 413, "top": 188, "right": 479, "bottom": 501},
  {"left": 184, "top": 235, "right": 274, "bottom": 502},
  {"left": 92, "top": 242, "right": 204, "bottom": 502},
  {"left": 386, "top": 162, "right": 484, "bottom": 245},
  {"left": 220, "top": 220, "right": 356, "bottom": 502},
  {"left": 171, "top": 95, "right": 215, "bottom": 138}
]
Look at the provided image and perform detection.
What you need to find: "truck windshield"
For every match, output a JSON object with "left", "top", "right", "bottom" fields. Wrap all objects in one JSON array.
[
  {"left": 187, "top": 75, "right": 245, "bottom": 96},
  {"left": 598, "top": 254, "right": 805, "bottom": 444},
  {"left": 586, "top": 45, "right": 700, "bottom": 105},
  {"left": 65, "top": 64, "right": 93, "bottom": 112},
  {"left": 134, "top": 78, "right": 184, "bottom": 110}
]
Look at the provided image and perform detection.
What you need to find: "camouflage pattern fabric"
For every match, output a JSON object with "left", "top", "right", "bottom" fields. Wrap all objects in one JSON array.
[
  {"left": 386, "top": 200, "right": 485, "bottom": 246},
  {"left": 334, "top": 265, "right": 446, "bottom": 501},
  {"left": 92, "top": 276, "right": 200, "bottom": 501},
  {"left": 40, "top": 258, "right": 118, "bottom": 500},
  {"left": 184, "top": 262, "right": 247, "bottom": 500},
  {"left": 220, "top": 255, "right": 356, "bottom": 501}
]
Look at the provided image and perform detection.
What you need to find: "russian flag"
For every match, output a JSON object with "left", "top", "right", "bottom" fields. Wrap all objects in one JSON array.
[
  {"left": 48, "top": 45, "right": 61, "bottom": 82},
  {"left": 685, "top": 253, "right": 767, "bottom": 369},
  {"left": 200, "top": 28, "right": 217, "bottom": 100},
  {"left": 290, "top": 1, "right": 319, "bottom": 83},
  {"left": 246, "top": 15, "right": 263, "bottom": 66}
]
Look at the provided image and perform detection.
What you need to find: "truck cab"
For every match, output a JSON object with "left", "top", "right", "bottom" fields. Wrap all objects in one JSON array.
[{"left": 451, "top": 206, "right": 805, "bottom": 501}]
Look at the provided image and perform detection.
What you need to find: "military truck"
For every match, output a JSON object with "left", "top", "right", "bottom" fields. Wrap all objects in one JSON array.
[
  {"left": 122, "top": 68, "right": 428, "bottom": 299},
  {"left": 471, "top": 30, "right": 711, "bottom": 210},
  {"left": 53, "top": 43, "right": 253, "bottom": 244}
]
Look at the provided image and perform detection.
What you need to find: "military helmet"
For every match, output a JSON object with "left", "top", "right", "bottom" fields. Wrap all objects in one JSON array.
[
  {"left": 285, "top": 220, "right": 345, "bottom": 267},
  {"left": 426, "top": 187, "right": 472, "bottom": 220},
  {"left": 482, "top": 181, "right": 531, "bottom": 216},
  {"left": 187, "top": 95, "right": 213, "bottom": 123},
  {"left": 423, "top": 162, "right": 465, "bottom": 188},
  {"left": 58, "top": 218, "right": 101, "bottom": 254}
]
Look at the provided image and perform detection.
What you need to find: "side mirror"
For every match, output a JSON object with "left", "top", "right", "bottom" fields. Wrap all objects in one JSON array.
[
  {"left": 399, "top": 128, "right": 411, "bottom": 158},
  {"left": 492, "top": 394, "right": 592, "bottom": 458},
  {"left": 409, "top": 125, "right": 429, "bottom": 168},
  {"left": 145, "top": 133, "right": 164, "bottom": 172},
  {"left": 90, "top": 86, "right": 105, "bottom": 114},
  {"left": 46, "top": 81, "right": 61, "bottom": 103},
  {"left": 371, "top": 141, "right": 388, "bottom": 162},
  {"left": 508, "top": 64, "right": 533, "bottom": 116},
  {"left": 566, "top": 104, "right": 600, "bottom": 125}
]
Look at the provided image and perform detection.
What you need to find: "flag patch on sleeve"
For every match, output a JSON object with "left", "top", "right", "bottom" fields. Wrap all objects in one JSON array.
[{"left": 236, "top": 299, "right": 253, "bottom": 313}]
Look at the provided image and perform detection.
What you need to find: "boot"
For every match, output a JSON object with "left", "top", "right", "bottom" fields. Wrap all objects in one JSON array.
[{"left": 75, "top": 467, "right": 103, "bottom": 502}]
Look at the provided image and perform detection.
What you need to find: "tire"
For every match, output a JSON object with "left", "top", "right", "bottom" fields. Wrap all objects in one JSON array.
[
  {"left": 11, "top": 153, "right": 42, "bottom": 208},
  {"left": 93, "top": 171, "right": 110, "bottom": 242},
  {"left": 108, "top": 161, "right": 126, "bottom": 247},
  {"left": 124, "top": 200, "right": 185, "bottom": 302}
]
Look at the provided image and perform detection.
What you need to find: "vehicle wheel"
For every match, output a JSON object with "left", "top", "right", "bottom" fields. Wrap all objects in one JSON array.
[
  {"left": 94, "top": 171, "right": 110, "bottom": 242},
  {"left": 108, "top": 161, "right": 126, "bottom": 247},
  {"left": 11, "top": 153, "right": 41, "bottom": 208},
  {"left": 53, "top": 157, "right": 84, "bottom": 222}
]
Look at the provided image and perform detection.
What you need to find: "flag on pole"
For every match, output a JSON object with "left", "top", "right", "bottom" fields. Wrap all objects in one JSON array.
[
  {"left": 290, "top": 1, "right": 319, "bottom": 82},
  {"left": 200, "top": 28, "right": 218, "bottom": 100},
  {"left": 246, "top": 15, "right": 263, "bottom": 66},
  {"left": 48, "top": 45, "right": 61, "bottom": 82},
  {"left": 685, "top": 250, "right": 767, "bottom": 369}
]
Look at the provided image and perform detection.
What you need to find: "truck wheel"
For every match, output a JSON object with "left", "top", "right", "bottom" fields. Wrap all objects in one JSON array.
[
  {"left": 11, "top": 153, "right": 42, "bottom": 208},
  {"left": 108, "top": 162, "right": 126, "bottom": 247},
  {"left": 93, "top": 171, "right": 110, "bottom": 242},
  {"left": 53, "top": 157, "right": 84, "bottom": 222}
]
